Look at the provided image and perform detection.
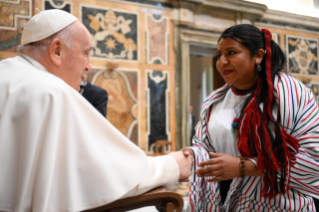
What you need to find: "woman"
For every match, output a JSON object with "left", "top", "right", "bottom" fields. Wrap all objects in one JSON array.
[{"left": 185, "top": 24, "right": 319, "bottom": 211}]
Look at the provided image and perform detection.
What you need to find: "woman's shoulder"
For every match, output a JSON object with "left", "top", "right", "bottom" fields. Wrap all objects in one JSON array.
[
  {"left": 206, "top": 84, "right": 230, "bottom": 99},
  {"left": 274, "top": 72, "right": 312, "bottom": 103},
  {"left": 203, "top": 84, "right": 230, "bottom": 105},
  {"left": 199, "top": 84, "right": 231, "bottom": 117},
  {"left": 275, "top": 73, "right": 309, "bottom": 92}
]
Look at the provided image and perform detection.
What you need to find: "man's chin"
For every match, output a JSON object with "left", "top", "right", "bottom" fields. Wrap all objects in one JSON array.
[{"left": 73, "top": 83, "right": 81, "bottom": 92}]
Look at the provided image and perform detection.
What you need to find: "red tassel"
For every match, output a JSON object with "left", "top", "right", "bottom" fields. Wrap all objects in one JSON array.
[
  {"left": 236, "top": 29, "right": 300, "bottom": 198},
  {"left": 237, "top": 78, "right": 299, "bottom": 198}
]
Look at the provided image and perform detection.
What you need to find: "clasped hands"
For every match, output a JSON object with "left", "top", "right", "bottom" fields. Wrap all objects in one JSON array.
[{"left": 180, "top": 148, "right": 241, "bottom": 182}]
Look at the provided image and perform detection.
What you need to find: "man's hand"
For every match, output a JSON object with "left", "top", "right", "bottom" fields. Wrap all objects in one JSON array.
[
  {"left": 168, "top": 151, "right": 193, "bottom": 181},
  {"left": 181, "top": 147, "right": 194, "bottom": 158}
]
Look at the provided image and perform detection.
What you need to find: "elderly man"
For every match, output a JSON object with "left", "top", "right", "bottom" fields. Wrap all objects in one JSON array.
[{"left": 0, "top": 9, "right": 192, "bottom": 212}]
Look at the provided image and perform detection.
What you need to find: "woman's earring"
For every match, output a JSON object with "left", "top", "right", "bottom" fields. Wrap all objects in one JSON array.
[{"left": 257, "top": 64, "right": 261, "bottom": 72}]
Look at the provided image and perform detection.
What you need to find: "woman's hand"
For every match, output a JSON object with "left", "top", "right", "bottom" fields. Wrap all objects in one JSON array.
[{"left": 195, "top": 152, "right": 240, "bottom": 182}]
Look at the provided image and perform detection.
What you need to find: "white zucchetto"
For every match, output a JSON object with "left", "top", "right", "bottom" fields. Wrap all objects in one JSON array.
[{"left": 21, "top": 9, "right": 77, "bottom": 45}]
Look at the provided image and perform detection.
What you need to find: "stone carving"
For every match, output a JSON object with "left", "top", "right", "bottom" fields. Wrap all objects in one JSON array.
[
  {"left": 44, "top": 0, "right": 71, "bottom": 13},
  {"left": 81, "top": 6, "right": 138, "bottom": 61},
  {"left": 146, "top": 70, "right": 170, "bottom": 153},
  {"left": 90, "top": 68, "right": 139, "bottom": 145},
  {"left": 287, "top": 35, "right": 318, "bottom": 76},
  {"left": 146, "top": 14, "right": 169, "bottom": 65},
  {"left": 0, "top": 0, "right": 31, "bottom": 30},
  {"left": 305, "top": 82, "right": 319, "bottom": 104},
  {"left": 0, "top": 0, "right": 31, "bottom": 52}
]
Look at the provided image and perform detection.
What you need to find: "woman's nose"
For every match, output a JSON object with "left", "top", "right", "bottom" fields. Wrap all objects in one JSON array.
[{"left": 219, "top": 55, "right": 228, "bottom": 65}]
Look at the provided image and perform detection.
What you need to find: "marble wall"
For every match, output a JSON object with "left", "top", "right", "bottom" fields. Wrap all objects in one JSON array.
[
  {"left": 146, "top": 70, "right": 170, "bottom": 153},
  {"left": 0, "top": 0, "right": 32, "bottom": 58},
  {"left": 254, "top": 21, "right": 319, "bottom": 104},
  {"left": 44, "top": 0, "right": 71, "bottom": 13},
  {"left": 0, "top": 0, "right": 176, "bottom": 154},
  {"left": 90, "top": 68, "right": 140, "bottom": 145},
  {"left": 81, "top": 6, "right": 139, "bottom": 61},
  {"left": 287, "top": 36, "right": 318, "bottom": 76},
  {"left": 146, "top": 14, "right": 169, "bottom": 65}
]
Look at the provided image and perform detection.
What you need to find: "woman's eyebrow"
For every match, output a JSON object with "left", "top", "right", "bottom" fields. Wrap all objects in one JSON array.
[{"left": 217, "top": 46, "right": 238, "bottom": 52}]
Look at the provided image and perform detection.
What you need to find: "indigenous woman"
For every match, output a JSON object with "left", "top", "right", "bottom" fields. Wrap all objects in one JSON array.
[{"left": 186, "top": 24, "right": 319, "bottom": 211}]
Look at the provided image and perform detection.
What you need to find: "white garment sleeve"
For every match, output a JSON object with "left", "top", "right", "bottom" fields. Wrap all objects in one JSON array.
[{"left": 122, "top": 155, "right": 179, "bottom": 198}]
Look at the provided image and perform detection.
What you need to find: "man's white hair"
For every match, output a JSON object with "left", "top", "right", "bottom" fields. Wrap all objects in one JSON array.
[{"left": 18, "top": 21, "right": 78, "bottom": 56}]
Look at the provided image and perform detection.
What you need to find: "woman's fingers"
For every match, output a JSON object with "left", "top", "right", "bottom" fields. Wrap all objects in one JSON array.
[
  {"left": 196, "top": 169, "right": 222, "bottom": 178},
  {"left": 207, "top": 176, "right": 224, "bottom": 182},
  {"left": 198, "top": 158, "right": 220, "bottom": 167},
  {"left": 195, "top": 164, "right": 222, "bottom": 175}
]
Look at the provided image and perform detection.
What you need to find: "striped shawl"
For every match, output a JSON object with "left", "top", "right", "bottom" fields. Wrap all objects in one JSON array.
[{"left": 188, "top": 73, "right": 319, "bottom": 212}]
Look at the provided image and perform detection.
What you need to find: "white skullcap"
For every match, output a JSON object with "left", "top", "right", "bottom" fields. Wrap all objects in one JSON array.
[{"left": 21, "top": 9, "right": 78, "bottom": 45}]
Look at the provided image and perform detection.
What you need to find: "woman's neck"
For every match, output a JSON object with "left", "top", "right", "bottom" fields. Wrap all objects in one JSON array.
[{"left": 231, "top": 85, "right": 255, "bottom": 95}]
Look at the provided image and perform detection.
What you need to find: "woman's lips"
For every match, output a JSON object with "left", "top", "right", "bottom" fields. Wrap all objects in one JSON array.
[{"left": 223, "top": 70, "right": 234, "bottom": 75}]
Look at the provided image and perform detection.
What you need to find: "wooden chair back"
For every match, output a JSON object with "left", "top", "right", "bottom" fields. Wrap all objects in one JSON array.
[{"left": 82, "top": 187, "right": 183, "bottom": 212}]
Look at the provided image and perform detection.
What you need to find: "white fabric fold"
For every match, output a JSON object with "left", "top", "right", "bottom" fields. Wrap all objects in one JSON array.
[
  {"left": 0, "top": 56, "right": 178, "bottom": 212},
  {"left": 122, "top": 155, "right": 179, "bottom": 198}
]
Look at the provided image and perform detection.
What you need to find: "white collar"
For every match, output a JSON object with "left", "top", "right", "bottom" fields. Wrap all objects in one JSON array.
[{"left": 19, "top": 54, "right": 48, "bottom": 73}]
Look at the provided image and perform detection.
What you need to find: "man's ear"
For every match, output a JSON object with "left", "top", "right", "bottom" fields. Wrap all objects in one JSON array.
[
  {"left": 255, "top": 48, "right": 266, "bottom": 65},
  {"left": 49, "top": 38, "right": 63, "bottom": 66}
]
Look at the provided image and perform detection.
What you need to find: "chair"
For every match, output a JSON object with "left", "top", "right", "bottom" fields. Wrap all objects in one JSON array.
[
  {"left": 82, "top": 187, "right": 184, "bottom": 212},
  {"left": 154, "top": 140, "right": 172, "bottom": 155}
]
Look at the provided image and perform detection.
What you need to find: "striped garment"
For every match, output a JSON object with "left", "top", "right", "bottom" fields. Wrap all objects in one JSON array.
[{"left": 188, "top": 73, "right": 319, "bottom": 212}]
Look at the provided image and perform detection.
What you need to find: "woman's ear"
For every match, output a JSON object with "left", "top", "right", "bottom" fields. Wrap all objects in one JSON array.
[
  {"left": 255, "top": 49, "right": 265, "bottom": 65},
  {"left": 49, "top": 38, "right": 63, "bottom": 66}
]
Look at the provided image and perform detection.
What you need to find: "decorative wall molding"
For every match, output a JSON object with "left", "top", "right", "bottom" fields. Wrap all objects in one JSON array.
[
  {"left": 200, "top": 0, "right": 267, "bottom": 17},
  {"left": 286, "top": 35, "right": 319, "bottom": 76},
  {"left": 180, "top": 29, "right": 220, "bottom": 46},
  {"left": 193, "top": 15, "right": 234, "bottom": 30},
  {"left": 257, "top": 9, "right": 319, "bottom": 32},
  {"left": 81, "top": 4, "right": 139, "bottom": 62},
  {"left": 43, "top": 0, "right": 72, "bottom": 13},
  {"left": 172, "top": 0, "right": 266, "bottom": 28},
  {"left": 176, "top": 29, "right": 220, "bottom": 149},
  {"left": 146, "top": 14, "right": 169, "bottom": 65},
  {"left": 0, "top": 0, "right": 32, "bottom": 30},
  {"left": 91, "top": 67, "right": 140, "bottom": 146},
  {"left": 106, "top": 0, "right": 173, "bottom": 10},
  {"left": 173, "top": 8, "right": 193, "bottom": 23},
  {"left": 146, "top": 70, "right": 170, "bottom": 153}
]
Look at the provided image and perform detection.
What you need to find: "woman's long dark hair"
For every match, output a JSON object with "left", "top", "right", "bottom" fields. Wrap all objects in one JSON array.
[{"left": 218, "top": 24, "right": 299, "bottom": 198}]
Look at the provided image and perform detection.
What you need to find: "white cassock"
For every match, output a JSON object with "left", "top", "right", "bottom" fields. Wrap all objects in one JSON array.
[{"left": 0, "top": 55, "right": 179, "bottom": 212}]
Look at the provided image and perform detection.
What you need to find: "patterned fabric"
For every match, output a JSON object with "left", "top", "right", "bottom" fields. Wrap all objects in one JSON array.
[{"left": 188, "top": 73, "right": 319, "bottom": 212}]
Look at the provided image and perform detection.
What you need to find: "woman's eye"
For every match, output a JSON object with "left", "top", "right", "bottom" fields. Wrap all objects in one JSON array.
[
  {"left": 228, "top": 51, "right": 235, "bottom": 55},
  {"left": 216, "top": 54, "right": 221, "bottom": 59}
]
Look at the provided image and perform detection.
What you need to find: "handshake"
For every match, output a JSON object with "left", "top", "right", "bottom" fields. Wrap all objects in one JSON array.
[{"left": 168, "top": 148, "right": 194, "bottom": 182}]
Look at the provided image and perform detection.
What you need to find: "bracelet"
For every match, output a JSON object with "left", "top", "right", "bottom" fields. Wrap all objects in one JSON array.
[{"left": 239, "top": 156, "right": 245, "bottom": 178}]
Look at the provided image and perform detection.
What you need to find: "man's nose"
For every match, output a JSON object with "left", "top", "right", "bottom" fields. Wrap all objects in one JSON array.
[{"left": 86, "top": 61, "right": 92, "bottom": 73}]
